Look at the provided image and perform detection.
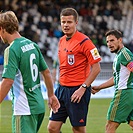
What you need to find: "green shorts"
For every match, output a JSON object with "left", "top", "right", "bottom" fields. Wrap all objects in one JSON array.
[
  {"left": 107, "top": 89, "right": 133, "bottom": 123},
  {"left": 12, "top": 113, "right": 44, "bottom": 133}
]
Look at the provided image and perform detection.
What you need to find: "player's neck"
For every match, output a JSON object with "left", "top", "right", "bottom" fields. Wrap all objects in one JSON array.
[{"left": 8, "top": 32, "right": 21, "bottom": 44}]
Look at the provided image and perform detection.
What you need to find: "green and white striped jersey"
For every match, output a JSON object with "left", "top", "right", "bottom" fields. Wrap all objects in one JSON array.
[
  {"left": 113, "top": 47, "right": 133, "bottom": 90},
  {"left": 2, "top": 37, "right": 48, "bottom": 115}
]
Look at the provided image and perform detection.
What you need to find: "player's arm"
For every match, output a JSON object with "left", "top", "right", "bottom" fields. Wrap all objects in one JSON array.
[
  {"left": 82, "top": 41, "right": 101, "bottom": 87},
  {"left": 41, "top": 69, "right": 60, "bottom": 113},
  {"left": 0, "top": 78, "right": 13, "bottom": 103},
  {"left": 91, "top": 77, "right": 114, "bottom": 94},
  {"left": 85, "top": 62, "right": 101, "bottom": 87},
  {"left": 127, "top": 61, "right": 133, "bottom": 72},
  {"left": 71, "top": 62, "right": 101, "bottom": 103},
  {"left": 41, "top": 69, "right": 54, "bottom": 97}
]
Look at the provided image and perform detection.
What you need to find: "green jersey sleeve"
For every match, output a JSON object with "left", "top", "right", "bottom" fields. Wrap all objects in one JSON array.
[
  {"left": 120, "top": 47, "right": 133, "bottom": 66},
  {"left": 2, "top": 46, "right": 18, "bottom": 80}
]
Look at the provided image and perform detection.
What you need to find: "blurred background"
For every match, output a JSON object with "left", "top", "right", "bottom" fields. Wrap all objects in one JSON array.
[
  {"left": 0, "top": 0, "right": 133, "bottom": 80},
  {"left": 0, "top": 1, "right": 133, "bottom": 132}
]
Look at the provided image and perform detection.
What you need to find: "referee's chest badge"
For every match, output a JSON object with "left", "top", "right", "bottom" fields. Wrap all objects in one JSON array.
[{"left": 68, "top": 54, "right": 75, "bottom": 65}]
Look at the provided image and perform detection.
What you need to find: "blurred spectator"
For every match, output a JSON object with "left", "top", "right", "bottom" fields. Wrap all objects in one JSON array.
[
  {"left": 53, "top": 27, "right": 63, "bottom": 38},
  {"left": 81, "top": 16, "right": 91, "bottom": 35},
  {"left": 0, "top": 55, "right": 4, "bottom": 65},
  {"left": 51, "top": 17, "right": 59, "bottom": 30},
  {"left": 79, "top": 4, "right": 88, "bottom": 16},
  {"left": 112, "top": 4, "right": 122, "bottom": 20},
  {"left": 38, "top": 16, "right": 46, "bottom": 29},
  {"left": 44, "top": 17, "right": 51, "bottom": 31}
]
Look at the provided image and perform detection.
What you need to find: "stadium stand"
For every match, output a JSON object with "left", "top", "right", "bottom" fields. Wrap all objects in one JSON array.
[{"left": 0, "top": 0, "right": 133, "bottom": 79}]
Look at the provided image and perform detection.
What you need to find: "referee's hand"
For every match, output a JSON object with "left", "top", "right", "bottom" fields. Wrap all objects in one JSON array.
[{"left": 71, "top": 86, "right": 86, "bottom": 103}]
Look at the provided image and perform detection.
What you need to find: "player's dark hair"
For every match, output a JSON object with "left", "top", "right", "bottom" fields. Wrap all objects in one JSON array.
[
  {"left": 105, "top": 30, "right": 122, "bottom": 39},
  {"left": 60, "top": 7, "right": 78, "bottom": 22}
]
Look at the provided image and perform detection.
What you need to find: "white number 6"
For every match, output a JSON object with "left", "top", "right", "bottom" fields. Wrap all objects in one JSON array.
[{"left": 30, "top": 53, "right": 38, "bottom": 82}]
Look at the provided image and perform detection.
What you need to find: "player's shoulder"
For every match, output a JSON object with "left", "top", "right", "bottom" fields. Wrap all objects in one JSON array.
[
  {"left": 121, "top": 47, "right": 132, "bottom": 55},
  {"left": 60, "top": 35, "right": 66, "bottom": 41},
  {"left": 76, "top": 31, "right": 89, "bottom": 39},
  {"left": 74, "top": 31, "right": 90, "bottom": 44},
  {"left": 120, "top": 47, "right": 133, "bottom": 60}
]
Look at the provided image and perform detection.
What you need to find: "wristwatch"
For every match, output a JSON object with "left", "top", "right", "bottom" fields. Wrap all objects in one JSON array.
[{"left": 82, "top": 83, "right": 87, "bottom": 88}]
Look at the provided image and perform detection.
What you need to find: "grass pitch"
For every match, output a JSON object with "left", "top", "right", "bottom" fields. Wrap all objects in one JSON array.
[{"left": 0, "top": 99, "right": 131, "bottom": 133}]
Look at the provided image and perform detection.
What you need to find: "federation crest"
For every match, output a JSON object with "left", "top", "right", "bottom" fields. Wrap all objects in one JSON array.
[{"left": 68, "top": 54, "right": 75, "bottom": 65}]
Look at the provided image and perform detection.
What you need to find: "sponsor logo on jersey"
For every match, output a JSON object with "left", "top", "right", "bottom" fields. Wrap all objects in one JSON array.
[
  {"left": 90, "top": 48, "right": 100, "bottom": 60},
  {"left": 29, "top": 83, "right": 40, "bottom": 92}
]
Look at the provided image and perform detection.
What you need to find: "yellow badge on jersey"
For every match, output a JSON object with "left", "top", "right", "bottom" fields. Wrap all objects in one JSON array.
[{"left": 90, "top": 48, "right": 100, "bottom": 60}]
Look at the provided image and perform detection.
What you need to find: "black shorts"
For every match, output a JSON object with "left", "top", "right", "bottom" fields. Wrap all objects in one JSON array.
[{"left": 49, "top": 84, "right": 91, "bottom": 127}]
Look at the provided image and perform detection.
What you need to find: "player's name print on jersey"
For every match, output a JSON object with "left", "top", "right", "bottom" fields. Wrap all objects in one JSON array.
[{"left": 21, "top": 43, "right": 35, "bottom": 53}]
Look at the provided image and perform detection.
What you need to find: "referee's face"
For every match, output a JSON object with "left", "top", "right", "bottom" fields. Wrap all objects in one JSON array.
[
  {"left": 60, "top": 15, "right": 78, "bottom": 38},
  {"left": 106, "top": 35, "right": 122, "bottom": 53}
]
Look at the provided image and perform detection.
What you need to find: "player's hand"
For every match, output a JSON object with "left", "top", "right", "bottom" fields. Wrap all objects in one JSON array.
[
  {"left": 71, "top": 87, "right": 86, "bottom": 103},
  {"left": 91, "top": 86, "right": 101, "bottom": 94},
  {"left": 48, "top": 95, "right": 60, "bottom": 113}
]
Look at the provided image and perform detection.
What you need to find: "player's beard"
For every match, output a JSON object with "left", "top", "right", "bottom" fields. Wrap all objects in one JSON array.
[{"left": 110, "top": 47, "right": 119, "bottom": 53}]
